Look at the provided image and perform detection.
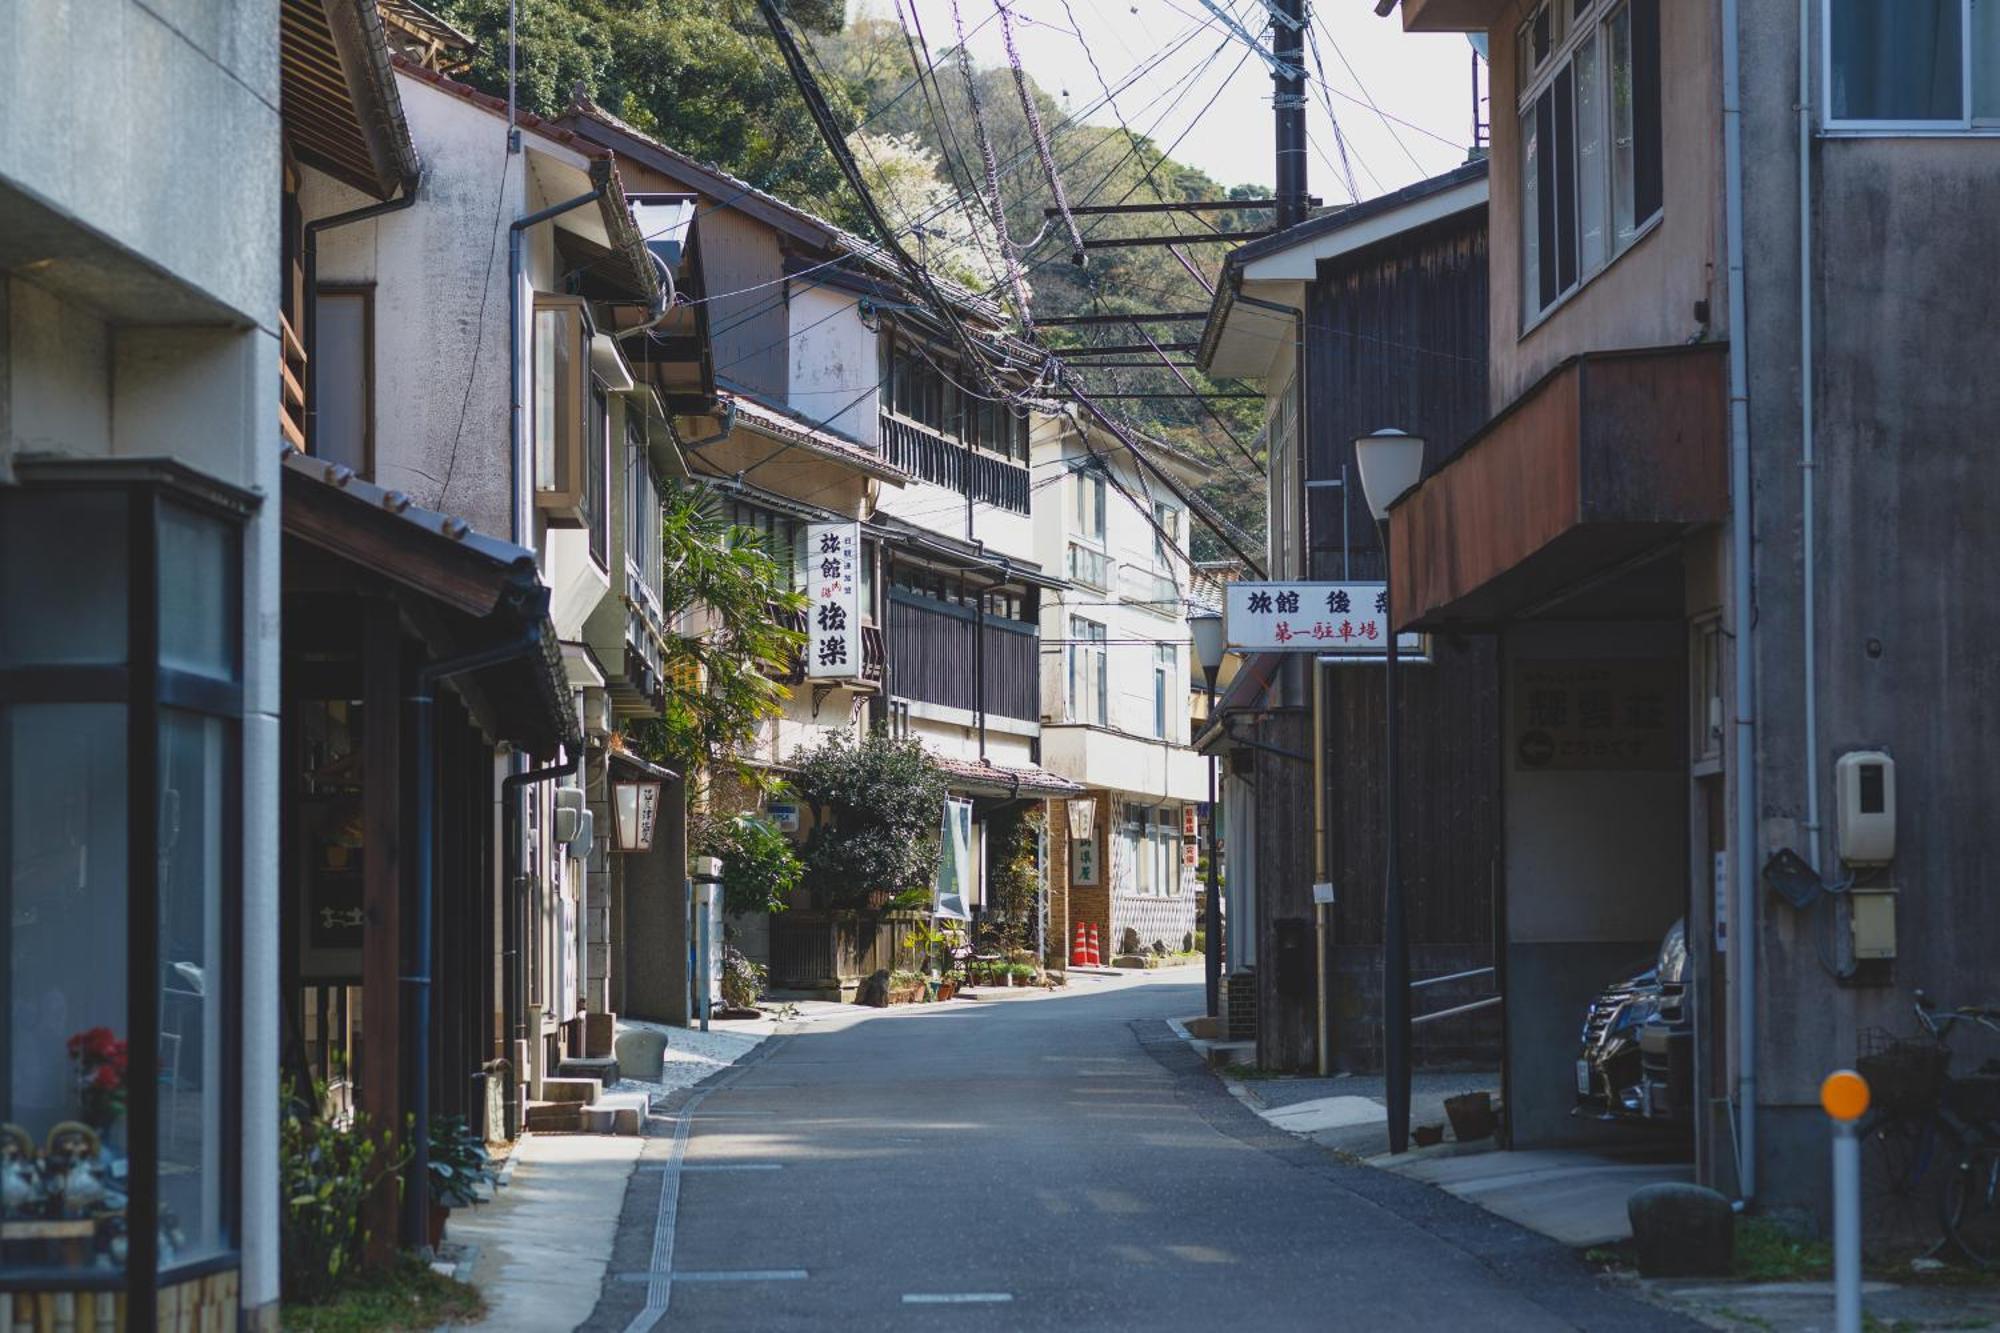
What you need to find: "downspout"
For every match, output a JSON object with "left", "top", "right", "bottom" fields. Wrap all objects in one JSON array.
[
  {"left": 405, "top": 626, "right": 548, "bottom": 1249},
  {"left": 1797, "top": 0, "right": 1821, "bottom": 870},
  {"left": 303, "top": 176, "right": 420, "bottom": 455},
  {"left": 1721, "top": 0, "right": 1761, "bottom": 1205},
  {"left": 508, "top": 189, "right": 603, "bottom": 544},
  {"left": 500, "top": 748, "right": 580, "bottom": 1140}
]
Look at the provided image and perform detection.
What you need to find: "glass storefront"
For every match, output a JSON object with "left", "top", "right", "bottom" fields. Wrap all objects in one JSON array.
[{"left": 0, "top": 467, "right": 246, "bottom": 1305}]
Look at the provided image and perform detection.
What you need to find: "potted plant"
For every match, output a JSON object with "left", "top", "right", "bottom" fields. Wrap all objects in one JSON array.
[{"left": 427, "top": 1115, "right": 495, "bottom": 1249}]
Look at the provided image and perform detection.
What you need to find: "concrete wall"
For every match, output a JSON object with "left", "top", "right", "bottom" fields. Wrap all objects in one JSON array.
[
  {"left": 1727, "top": 0, "right": 2000, "bottom": 1222},
  {"left": 0, "top": 0, "right": 282, "bottom": 1311},
  {"left": 1502, "top": 620, "right": 1686, "bottom": 1148},
  {"left": 1483, "top": 0, "right": 1725, "bottom": 406}
]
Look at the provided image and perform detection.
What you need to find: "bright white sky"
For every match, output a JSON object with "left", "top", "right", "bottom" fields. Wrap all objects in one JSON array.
[{"left": 861, "top": 0, "right": 1481, "bottom": 201}]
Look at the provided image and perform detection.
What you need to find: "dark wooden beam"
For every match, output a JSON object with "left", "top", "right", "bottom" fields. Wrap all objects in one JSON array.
[
  {"left": 1054, "top": 341, "right": 1199, "bottom": 356},
  {"left": 361, "top": 600, "right": 405, "bottom": 1264},
  {"left": 1078, "top": 229, "right": 1278, "bottom": 250},
  {"left": 1043, "top": 197, "right": 1320, "bottom": 216},
  {"left": 1034, "top": 311, "right": 1214, "bottom": 327}
]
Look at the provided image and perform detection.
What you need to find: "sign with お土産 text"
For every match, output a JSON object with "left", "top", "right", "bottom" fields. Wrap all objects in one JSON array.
[{"left": 806, "top": 522, "right": 861, "bottom": 678}]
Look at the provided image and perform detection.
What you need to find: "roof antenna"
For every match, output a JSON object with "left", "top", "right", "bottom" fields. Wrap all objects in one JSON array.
[{"left": 506, "top": 0, "right": 520, "bottom": 153}]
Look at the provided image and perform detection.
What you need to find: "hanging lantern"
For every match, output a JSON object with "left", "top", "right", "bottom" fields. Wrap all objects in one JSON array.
[{"left": 611, "top": 777, "right": 663, "bottom": 852}]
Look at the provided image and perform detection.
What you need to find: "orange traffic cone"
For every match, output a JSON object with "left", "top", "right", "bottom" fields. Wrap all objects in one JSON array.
[
  {"left": 1087, "top": 923, "right": 1101, "bottom": 967},
  {"left": 1072, "top": 922, "right": 1089, "bottom": 967}
]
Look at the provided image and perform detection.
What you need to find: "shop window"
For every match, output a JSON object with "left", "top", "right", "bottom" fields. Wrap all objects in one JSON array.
[
  {"left": 532, "top": 294, "right": 590, "bottom": 526},
  {"left": 0, "top": 468, "right": 247, "bottom": 1299}
]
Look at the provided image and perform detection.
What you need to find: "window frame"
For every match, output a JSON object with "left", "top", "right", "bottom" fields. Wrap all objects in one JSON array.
[
  {"left": 1068, "top": 615, "right": 1108, "bottom": 726},
  {"left": 585, "top": 384, "right": 611, "bottom": 571},
  {"left": 532, "top": 293, "right": 591, "bottom": 527},
  {"left": 1516, "top": 0, "right": 1664, "bottom": 330},
  {"left": 1074, "top": 463, "right": 1108, "bottom": 546},
  {"left": 1153, "top": 642, "right": 1176, "bottom": 740},
  {"left": 1821, "top": 0, "right": 2000, "bottom": 133},
  {"left": 313, "top": 283, "right": 375, "bottom": 479},
  {"left": 0, "top": 461, "right": 250, "bottom": 1315}
]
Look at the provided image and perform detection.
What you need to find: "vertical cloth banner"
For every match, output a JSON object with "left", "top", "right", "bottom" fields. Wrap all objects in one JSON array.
[
  {"left": 806, "top": 521, "right": 861, "bottom": 677},
  {"left": 934, "top": 798, "right": 974, "bottom": 921}
]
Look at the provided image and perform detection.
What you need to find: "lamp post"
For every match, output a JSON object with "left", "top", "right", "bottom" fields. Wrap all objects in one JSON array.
[
  {"left": 1190, "top": 609, "right": 1227, "bottom": 1019},
  {"left": 1355, "top": 427, "right": 1426, "bottom": 1154}
]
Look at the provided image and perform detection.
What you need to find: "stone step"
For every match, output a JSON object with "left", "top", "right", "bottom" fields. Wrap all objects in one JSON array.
[
  {"left": 557, "top": 1056, "right": 621, "bottom": 1085},
  {"left": 581, "top": 1092, "right": 650, "bottom": 1136},
  {"left": 541, "top": 1076, "right": 602, "bottom": 1104},
  {"left": 523, "top": 1100, "right": 585, "bottom": 1133}
]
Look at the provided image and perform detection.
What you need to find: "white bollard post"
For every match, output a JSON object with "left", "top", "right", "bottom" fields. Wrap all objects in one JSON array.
[{"left": 1821, "top": 1069, "right": 1870, "bottom": 1333}]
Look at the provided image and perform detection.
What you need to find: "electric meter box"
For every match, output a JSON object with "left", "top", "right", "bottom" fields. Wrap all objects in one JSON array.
[{"left": 1835, "top": 751, "right": 1895, "bottom": 865}]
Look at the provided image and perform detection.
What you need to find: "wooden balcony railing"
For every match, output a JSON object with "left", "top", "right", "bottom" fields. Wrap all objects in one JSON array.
[
  {"left": 280, "top": 311, "right": 307, "bottom": 451},
  {"left": 879, "top": 412, "right": 1030, "bottom": 514}
]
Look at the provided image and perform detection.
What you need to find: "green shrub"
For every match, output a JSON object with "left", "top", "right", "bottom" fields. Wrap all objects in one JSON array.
[
  {"left": 280, "top": 1091, "right": 407, "bottom": 1305},
  {"left": 720, "top": 944, "right": 767, "bottom": 1010},
  {"left": 427, "top": 1115, "right": 494, "bottom": 1211},
  {"left": 790, "top": 731, "right": 948, "bottom": 911},
  {"left": 698, "top": 811, "right": 802, "bottom": 916}
]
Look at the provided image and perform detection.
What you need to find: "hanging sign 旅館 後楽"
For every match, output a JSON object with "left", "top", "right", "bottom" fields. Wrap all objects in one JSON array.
[{"left": 806, "top": 521, "right": 861, "bottom": 678}]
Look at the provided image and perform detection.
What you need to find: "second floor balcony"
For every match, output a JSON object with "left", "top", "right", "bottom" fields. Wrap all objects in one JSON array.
[{"left": 879, "top": 412, "right": 1030, "bottom": 515}]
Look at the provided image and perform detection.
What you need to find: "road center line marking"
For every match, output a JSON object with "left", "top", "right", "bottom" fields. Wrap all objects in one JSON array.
[{"left": 901, "top": 1293, "right": 1014, "bottom": 1305}]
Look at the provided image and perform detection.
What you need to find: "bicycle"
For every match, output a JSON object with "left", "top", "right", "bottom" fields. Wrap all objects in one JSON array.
[{"left": 1854, "top": 992, "right": 2000, "bottom": 1264}]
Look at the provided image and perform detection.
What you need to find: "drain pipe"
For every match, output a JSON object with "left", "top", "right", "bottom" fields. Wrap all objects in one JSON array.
[
  {"left": 500, "top": 747, "right": 580, "bottom": 1140},
  {"left": 405, "top": 626, "right": 547, "bottom": 1250},
  {"left": 304, "top": 176, "right": 420, "bottom": 454},
  {"left": 1796, "top": 0, "right": 1821, "bottom": 871},
  {"left": 1721, "top": 0, "right": 1761, "bottom": 1206},
  {"left": 509, "top": 189, "right": 604, "bottom": 543}
]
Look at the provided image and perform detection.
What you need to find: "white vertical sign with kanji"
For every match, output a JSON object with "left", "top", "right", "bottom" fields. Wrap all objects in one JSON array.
[{"left": 806, "top": 521, "right": 861, "bottom": 678}]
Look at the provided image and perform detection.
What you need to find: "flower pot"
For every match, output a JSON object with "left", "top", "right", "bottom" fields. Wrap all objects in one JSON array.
[
  {"left": 427, "top": 1201, "right": 448, "bottom": 1250},
  {"left": 1411, "top": 1123, "right": 1446, "bottom": 1148},
  {"left": 1443, "top": 1092, "right": 1496, "bottom": 1142}
]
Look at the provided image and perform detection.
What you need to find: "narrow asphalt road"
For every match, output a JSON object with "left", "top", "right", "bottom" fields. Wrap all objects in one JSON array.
[{"left": 582, "top": 970, "right": 1695, "bottom": 1332}]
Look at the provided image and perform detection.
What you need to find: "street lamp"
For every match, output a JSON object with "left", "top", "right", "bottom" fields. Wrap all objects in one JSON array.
[
  {"left": 1355, "top": 427, "right": 1425, "bottom": 1155},
  {"left": 611, "top": 775, "right": 664, "bottom": 852},
  {"left": 1189, "top": 608, "right": 1227, "bottom": 1020}
]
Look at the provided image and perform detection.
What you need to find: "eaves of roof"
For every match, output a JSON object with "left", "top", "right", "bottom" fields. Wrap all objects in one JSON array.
[
  {"left": 722, "top": 390, "right": 910, "bottom": 485},
  {"left": 389, "top": 57, "right": 660, "bottom": 306},
  {"left": 283, "top": 0, "right": 422, "bottom": 198}
]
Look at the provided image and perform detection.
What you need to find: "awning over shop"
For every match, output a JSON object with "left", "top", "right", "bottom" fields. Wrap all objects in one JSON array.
[
  {"left": 1388, "top": 345, "right": 1727, "bottom": 630},
  {"left": 280, "top": 448, "right": 580, "bottom": 757}
]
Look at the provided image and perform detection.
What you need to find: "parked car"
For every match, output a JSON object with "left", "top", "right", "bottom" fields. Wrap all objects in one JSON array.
[{"left": 1575, "top": 918, "right": 1692, "bottom": 1124}]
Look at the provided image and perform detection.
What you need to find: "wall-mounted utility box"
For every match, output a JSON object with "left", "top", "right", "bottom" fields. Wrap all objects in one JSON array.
[
  {"left": 1835, "top": 751, "right": 1896, "bottom": 864},
  {"left": 1851, "top": 887, "right": 1898, "bottom": 960}
]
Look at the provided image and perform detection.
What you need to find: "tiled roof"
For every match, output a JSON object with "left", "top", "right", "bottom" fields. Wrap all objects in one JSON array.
[
  {"left": 560, "top": 97, "right": 1006, "bottom": 327},
  {"left": 390, "top": 56, "right": 612, "bottom": 160},
  {"left": 928, "top": 754, "right": 1086, "bottom": 798}
]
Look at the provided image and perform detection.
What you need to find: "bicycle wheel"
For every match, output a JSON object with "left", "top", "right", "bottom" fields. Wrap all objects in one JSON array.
[
  {"left": 1860, "top": 1112, "right": 1955, "bottom": 1257},
  {"left": 1941, "top": 1146, "right": 2000, "bottom": 1267}
]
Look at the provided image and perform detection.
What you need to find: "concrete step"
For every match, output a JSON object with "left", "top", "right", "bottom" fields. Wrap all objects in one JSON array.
[
  {"left": 557, "top": 1056, "right": 621, "bottom": 1085},
  {"left": 541, "top": 1076, "right": 602, "bottom": 1104},
  {"left": 581, "top": 1092, "right": 650, "bottom": 1135},
  {"left": 523, "top": 1100, "right": 585, "bottom": 1133}
]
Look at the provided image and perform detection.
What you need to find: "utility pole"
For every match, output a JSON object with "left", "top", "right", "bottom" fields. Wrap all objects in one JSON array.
[{"left": 1273, "top": 0, "right": 1308, "bottom": 229}]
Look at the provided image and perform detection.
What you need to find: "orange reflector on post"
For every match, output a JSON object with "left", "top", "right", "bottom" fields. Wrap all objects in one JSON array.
[{"left": 1821, "top": 1069, "right": 1870, "bottom": 1122}]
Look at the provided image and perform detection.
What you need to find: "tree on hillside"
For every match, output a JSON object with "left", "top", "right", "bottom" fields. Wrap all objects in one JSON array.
[{"left": 432, "top": 0, "right": 860, "bottom": 213}]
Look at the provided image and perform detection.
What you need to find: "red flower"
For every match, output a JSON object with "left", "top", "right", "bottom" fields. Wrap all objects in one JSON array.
[{"left": 90, "top": 1064, "right": 121, "bottom": 1091}]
